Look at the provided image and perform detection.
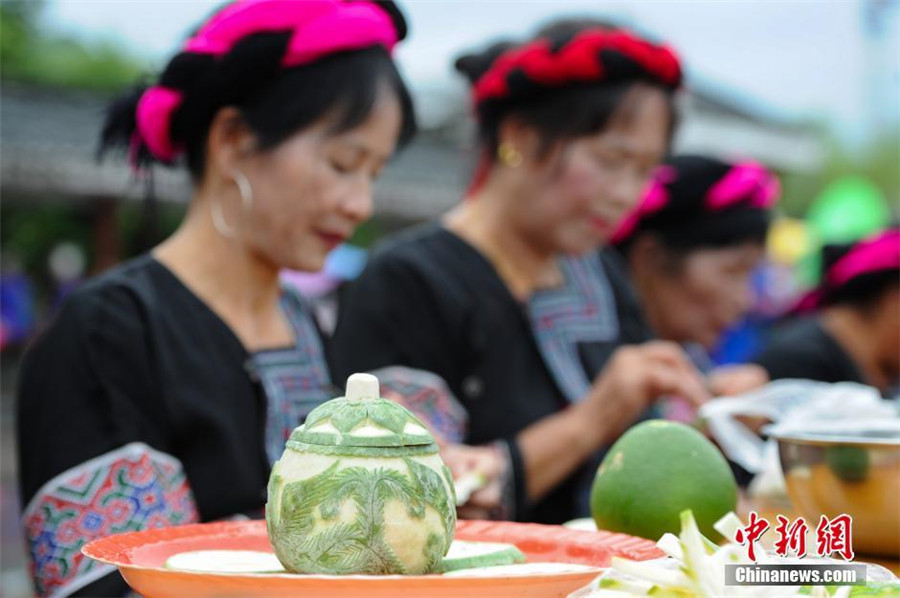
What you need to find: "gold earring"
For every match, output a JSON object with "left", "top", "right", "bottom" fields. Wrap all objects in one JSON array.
[{"left": 497, "top": 142, "right": 523, "bottom": 168}]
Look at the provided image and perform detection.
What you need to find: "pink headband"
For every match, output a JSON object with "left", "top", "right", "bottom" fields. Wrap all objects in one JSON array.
[
  {"left": 827, "top": 229, "right": 900, "bottom": 288},
  {"left": 135, "top": 0, "right": 399, "bottom": 163},
  {"left": 610, "top": 161, "right": 780, "bottom": 244},
  {"left": 706, "top": 162, "right": 780, "bottom": 211},
  {"left": 610, "top": 165, "right": 676, "bottom": 243},
  {"left": 793, "top": 229, "right": 899, "bottom": 313}
]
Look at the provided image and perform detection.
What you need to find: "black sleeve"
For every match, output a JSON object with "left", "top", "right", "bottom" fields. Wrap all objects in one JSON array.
[
  {"left": 17, "top": 285, "right": 197, "bottom": 598},
  {"left": 751, "top": 319, "right": 859, "bottom": 385},
  {"left": 17, "top": 285, "right": 172, "bottom": 502},
  {"left": 331, "top": 253, "right": 464, "bottom": 388},
  {"left": 753, "top": 342, "right": 838, "bottom": 383}
]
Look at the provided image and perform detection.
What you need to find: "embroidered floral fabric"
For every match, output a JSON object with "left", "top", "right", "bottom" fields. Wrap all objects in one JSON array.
[
  {"left": 22, "top": 443, "right": 198, "bottom": 597},
  {"left": 372, "top": 365, "right": 469, "bottom": 444}
]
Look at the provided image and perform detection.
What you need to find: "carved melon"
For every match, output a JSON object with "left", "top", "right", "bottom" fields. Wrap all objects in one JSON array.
[{"left": 266, "top": 373, "right": 457, "bottom": 575}]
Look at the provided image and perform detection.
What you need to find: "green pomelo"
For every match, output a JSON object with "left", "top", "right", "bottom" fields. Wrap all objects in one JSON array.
[
  {"left": 439, "top": 540, "right": 525, "bottom": 572},
  {"left": 590, "top": 420, "right": 737, "bottom": 541}
]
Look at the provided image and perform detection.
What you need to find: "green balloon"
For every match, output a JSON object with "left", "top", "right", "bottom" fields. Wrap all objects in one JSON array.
[
  {"left": 796, "top": 251, "right": 822, "bottom": 288},
  {"left": 806, "top": 177, "right": 889, "bottom": 244}
]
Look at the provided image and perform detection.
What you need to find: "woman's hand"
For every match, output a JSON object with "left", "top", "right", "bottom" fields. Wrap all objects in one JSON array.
[
  {"left": 440, "top": 443, "right": 507, "bottom": 520},
  {"left": 579, "top": 341, "right": 711, "bottom": 441},
  {"left": 518, "top": 341, "right": 710, "bottom": 502},
  {"left": 707, "top": 364, "right": 770, "bottom": 397}
]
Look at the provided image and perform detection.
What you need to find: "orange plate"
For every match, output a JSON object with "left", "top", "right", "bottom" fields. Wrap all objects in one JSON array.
[{"left": 83, "top": 519, "right": 662, "bottom": 598}]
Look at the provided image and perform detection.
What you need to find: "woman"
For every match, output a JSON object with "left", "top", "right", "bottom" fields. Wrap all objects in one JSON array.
[
  {"left": 753, "top": 229, "right": 900, "bottom": 395},
  {"left": 610, "top": 155, "right": 781, "bottom": 397},
  {"left": 16, "top": 1, "right": 414, "bottom": 595},
  {"left": 332, "top": 25, "right": 708, "bottom": 525}
]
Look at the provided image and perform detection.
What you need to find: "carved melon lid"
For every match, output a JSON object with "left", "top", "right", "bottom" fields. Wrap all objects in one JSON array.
[{"left": 289, "top": 373, "right": 435, "bottom": 448}]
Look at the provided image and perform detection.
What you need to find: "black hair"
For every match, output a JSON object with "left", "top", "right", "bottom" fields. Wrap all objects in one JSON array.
[
  {"left": 100, "top": 27, "right": 415, "bottom": 182},
  {"left": 616, "top": 211, "right": 771, "bottom": 259},
  {"left": 820, "top": 242, "right": 900, "bottom": 311},
  {"left": 454, "top": 19, "right": 679, "bottom": 161},
  {"left": 532, "top": 16, "right": 621, "bottom": 39}
]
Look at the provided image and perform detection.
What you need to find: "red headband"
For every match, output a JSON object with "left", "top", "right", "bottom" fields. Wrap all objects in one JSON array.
[
  {"left": 473, "top": 29, "right": 682, "bottom": 109},
  {"left": 135, "top": 0, "right": 400, "bottom": 164}
]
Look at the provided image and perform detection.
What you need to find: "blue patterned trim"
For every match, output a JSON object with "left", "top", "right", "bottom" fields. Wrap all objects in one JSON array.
[
  {"left": 250, "top": 286, "right": 333, "bottom": 465},
  {"left": 527, "top": 252, "right": 619, "bottom": 403}
]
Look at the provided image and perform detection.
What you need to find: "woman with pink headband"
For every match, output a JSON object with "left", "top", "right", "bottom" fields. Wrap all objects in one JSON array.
[
  {"left": 332, "top": 23, "right": 709, "bottom": 525},
  {"left": 754, "top": 229, "right": 900, "bottom": 395},
  {"left": 16, "top": 1, "right": 414, "bottom": 595},
  {"left": 610, "top": 154, "right": 780, "bottom": 398}
]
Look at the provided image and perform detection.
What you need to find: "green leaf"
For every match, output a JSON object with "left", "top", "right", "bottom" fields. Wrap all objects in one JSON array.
[
  {"left": 406, "top": 458, "right": 456, "bottom": 540},
  {"left": 369, "top": 403, "right": 409, "bottom": 434},
  {"left": 442, "top": 465, "right": 457, "bottom": 504},
  {"left": 423, "top": 533, "right": 445, "bottom": 574},
  {"left": 331, "top": 403, "right": 368, "bottom": 434},
  {"left": 279, "top": 461, "right": 342, "bottom": 534},
  {"left": 303, "top": 402, "right": 334, "bottom": 429}
]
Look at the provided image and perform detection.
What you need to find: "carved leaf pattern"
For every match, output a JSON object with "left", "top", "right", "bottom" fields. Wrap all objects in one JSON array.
[{"left": 269, "top": 458, "right": 453, "bottom": 575}]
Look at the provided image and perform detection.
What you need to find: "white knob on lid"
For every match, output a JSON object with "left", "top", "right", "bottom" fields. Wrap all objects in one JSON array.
[{"left": 345, "top": 373, "right": 380, "bottom": 402}]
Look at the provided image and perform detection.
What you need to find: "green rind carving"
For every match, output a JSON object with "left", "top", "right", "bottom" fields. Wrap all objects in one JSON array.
[
  {"left": 270, "top": 389, "right": 455, "bottom": 575},
  {"left": 301, "top": 429, "right": 432, "bottom": 448},
  {"left": 292, "top": 398, "right": 435, "bottom": 448},
  {"left": 424, "top": 533, "right": 446, "bottom": 574},
  {"left": 266, "top": 472, "right": 283, "bottom": 526},
  {"left": 441, "top": 464, "right": 457, "bottom": 505},
  {"left": 405, "top": 458, "right": 456, "bottom": 545},
  {"left": 285, "top": 439, "right": 438, "bottom": 458},
  {"left": 368, "top": 403, "right": 408, "bottom": 434},
  {"left": 268, "top": 458, "right": 454, "bottom": 575},
  {"left": 402, "top": 432, "right": 434, "bottom": 445},
  {"left": 330, "top": 403, "right": 368, "bottom": 434},
  {"left": 438, "top": 542, "right": 526, "bottom": 573}
]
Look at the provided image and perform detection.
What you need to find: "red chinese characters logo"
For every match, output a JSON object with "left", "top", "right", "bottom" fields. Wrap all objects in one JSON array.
[
  {"left": 735, "top": 512, "right": 854, "bottom": 561},
  {"left": 774, "top": 515, "right": 809, "bottom": 558},
  {"left": 815, "top": 514, "right": 854, "bottom": 561},
  {"left": 734, "top": 511, "right": 769, "bottom": 562}
]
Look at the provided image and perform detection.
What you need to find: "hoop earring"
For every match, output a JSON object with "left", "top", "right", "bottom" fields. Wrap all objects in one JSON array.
[
  {"left": 212, "top": 170, "right": 254, "bottom": 239},
  {"left": 233, "top": 169, "right": 253, "bottom": 212},
  {"left": 497, "top": 142, "right": 523, "bottom": 168}
]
